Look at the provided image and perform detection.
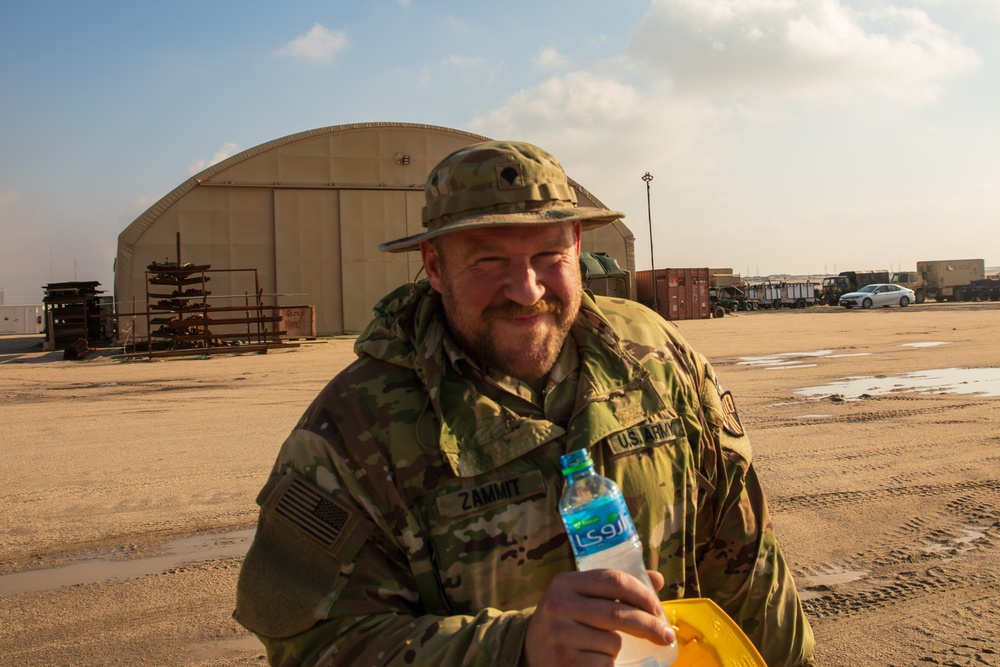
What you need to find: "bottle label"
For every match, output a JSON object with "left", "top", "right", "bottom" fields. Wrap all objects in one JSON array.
[{"left": 562, "top": 495, "right": 637, "bottom": 558}]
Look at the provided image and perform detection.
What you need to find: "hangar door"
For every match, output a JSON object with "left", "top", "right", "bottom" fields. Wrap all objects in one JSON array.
[{"left": 274, "top": 188, "right": 424, "bottom": 335}]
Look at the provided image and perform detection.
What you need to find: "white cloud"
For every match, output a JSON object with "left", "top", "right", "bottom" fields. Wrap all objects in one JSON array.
[
  {"left": 533, "top": 47, "right": 569, "bottom": 71},
  {"left": 187, "top": 142, "right": 240, "bottom": 175},
  {"left": 629, "top": 0, "right": 980, "bottom": 103},
  {"left": 129, "top": 194, "right": 158, "bottom": 214},
  {"left": 441, "top": 54, "right": 505, "bottom": 84},
  {"left": 445, "top": 15, "right": 471, "bottom": 32},
  {"left": 397, "top": 0, "right": 412, "bottom": 8},
  {"left": 444, "top": 54, "right": 487, "bottom": 72},
  {"left": 274, "top": 23, "right": 349, "bottom": 62},
  {"left": 467, "top": 71, "right": 734, "bottom": 208}
]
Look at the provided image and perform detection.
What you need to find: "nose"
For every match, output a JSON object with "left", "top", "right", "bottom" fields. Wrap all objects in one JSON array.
[{"left": 505, "top": 259, "right": 545, "bottom": 306}]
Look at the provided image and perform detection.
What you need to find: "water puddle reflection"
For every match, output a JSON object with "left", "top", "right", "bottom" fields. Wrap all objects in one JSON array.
[
  {"left": 796, "top": 367, "right": 1000, "bottom": 400},
  {"left": 0, "top": 529, "right": 254, "bottom": 596},
  {"left": 740, "top": 342, "right": 951, "bottom": 371}
]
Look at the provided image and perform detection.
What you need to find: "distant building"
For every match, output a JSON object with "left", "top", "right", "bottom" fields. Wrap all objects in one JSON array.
[{"left": 116, "top": 122, "right": 635, "bottom": 337}]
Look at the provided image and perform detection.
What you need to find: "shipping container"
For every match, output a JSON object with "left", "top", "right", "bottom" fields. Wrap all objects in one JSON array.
[{"left": 636, "top": 268, "right": 711, "bottom": 320}]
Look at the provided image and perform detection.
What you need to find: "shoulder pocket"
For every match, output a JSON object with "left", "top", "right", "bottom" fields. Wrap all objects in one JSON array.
[{"left": 235, "top": 471, "right": 373, "bottom": 638}]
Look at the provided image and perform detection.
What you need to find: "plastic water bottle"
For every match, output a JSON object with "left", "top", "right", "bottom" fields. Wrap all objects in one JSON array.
[{"left": 559, "top": 448, "right": 678, "bottom": 667}]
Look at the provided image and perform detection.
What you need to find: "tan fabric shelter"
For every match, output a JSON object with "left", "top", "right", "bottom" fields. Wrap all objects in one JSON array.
[{"left": 116, "top": 122, "right": 635, "bottom": 336}]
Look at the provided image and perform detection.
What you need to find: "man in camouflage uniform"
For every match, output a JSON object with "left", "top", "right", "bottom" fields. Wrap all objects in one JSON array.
[{"left": 234, "top": 141, "right": 817, "bottom": 666}]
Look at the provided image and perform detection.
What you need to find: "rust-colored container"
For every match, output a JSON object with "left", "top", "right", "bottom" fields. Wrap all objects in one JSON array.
[{"left": 636, "top": 268, "right": 711, "bottom": 320}]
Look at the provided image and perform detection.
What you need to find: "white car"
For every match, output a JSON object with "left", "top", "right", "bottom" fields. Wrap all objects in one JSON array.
[{"left": 839, "top": 283, "right": 915, "bottom": 309}]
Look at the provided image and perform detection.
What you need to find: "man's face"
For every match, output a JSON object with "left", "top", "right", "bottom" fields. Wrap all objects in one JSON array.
[{"left": 421, "top": 221, "right": 583, "bottom": 381}]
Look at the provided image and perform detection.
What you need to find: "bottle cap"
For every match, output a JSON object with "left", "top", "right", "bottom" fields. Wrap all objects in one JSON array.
[{"left": 559, "top": 448, "right": 593, "bottom": 476}]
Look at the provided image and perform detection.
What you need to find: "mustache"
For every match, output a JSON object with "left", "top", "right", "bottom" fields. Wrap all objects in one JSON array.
[{"left": 484, "top": 297, "right": 564, "bottom": 320}]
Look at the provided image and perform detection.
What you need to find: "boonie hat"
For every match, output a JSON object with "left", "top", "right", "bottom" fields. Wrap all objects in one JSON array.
[{"left": 379, "top": 140, "right": 624, "bottom": 253}]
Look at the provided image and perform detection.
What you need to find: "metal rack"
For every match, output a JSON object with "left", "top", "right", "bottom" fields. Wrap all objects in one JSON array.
[
  {"left": 144, "top": 262, "right": 291, "bottom": 357},
  {"left": 42, "top": 281, "right": 107, "bottom": 350}
]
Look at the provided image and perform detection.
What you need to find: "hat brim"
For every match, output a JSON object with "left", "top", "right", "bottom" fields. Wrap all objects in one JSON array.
[{"left": 379, "top": 206, "right": 624, "bottom": 253}]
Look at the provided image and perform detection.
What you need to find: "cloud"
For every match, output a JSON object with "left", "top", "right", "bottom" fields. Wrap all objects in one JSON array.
[
  {"left": 188, "top": 142, "right": 240, "bottom": 175},
  {"left": 467, "top": 70, "right": 734, "bottom": 206},
  {"left": 534, "top": 47, "right": 569, "bottom": 71},
  {"left": 443, "top": 54, "right": 488, "bottom": 72},
  {"left": 274, "top": 23, "right": 349, "bottom": 62},
  {"left": 129, "top": 194, "right": 159, "bottom": 214},
  {"left": 629, "top": 0, "right": 981, "bottom": 103}
]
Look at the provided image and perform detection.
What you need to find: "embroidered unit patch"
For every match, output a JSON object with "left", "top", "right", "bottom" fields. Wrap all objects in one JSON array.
[{"left": 720, "top": 391, "right": 746, "bottom": 437}]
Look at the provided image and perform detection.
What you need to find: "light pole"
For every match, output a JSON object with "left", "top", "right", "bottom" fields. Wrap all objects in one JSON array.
[{"left": 642, "top": 172, "right": 656, "bottom": 313}]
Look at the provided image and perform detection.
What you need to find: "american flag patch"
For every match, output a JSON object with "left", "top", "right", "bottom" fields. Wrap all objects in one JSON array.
[{"left": 275, "top": 476, "right": 350, "bottom": 547}]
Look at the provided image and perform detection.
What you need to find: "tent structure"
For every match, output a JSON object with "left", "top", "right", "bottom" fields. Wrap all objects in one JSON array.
[{"left": 116, "top": 122, "right": 635, "bottom": 336}]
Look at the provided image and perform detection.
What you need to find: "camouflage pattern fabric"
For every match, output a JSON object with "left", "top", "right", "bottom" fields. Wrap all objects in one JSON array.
[{"left": 234, "top": 281, "right": 817, "bottom": 667}]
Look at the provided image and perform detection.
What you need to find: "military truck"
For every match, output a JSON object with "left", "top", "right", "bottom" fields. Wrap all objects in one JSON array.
[
  {"left": 820, "top": 270, "right": 890, "bottom": 306},
  {"left": 916, "top": 258, "right": 986, "bottom": 302},
  {"left": 890, "top": 270, "right": 926, "bottom": 304},
  {"left": 709, "top": 270, "right": 759, "bottom": 316}
]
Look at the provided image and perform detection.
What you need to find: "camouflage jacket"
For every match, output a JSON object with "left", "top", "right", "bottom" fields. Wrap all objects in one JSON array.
[{"left": 234, "top": 281, "right": 816, "bottom": 667}]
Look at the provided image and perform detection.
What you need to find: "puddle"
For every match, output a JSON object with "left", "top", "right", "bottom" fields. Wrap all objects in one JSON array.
[
  {"left": 739, "top": 350, "right": 833, "bottom": 367},
  {"left": 765, "top": 363, "right": 817, "bottom": 370},
  {"left": 796, "top": 367, "right": 1000, "bottom": 400},
  {"left": 799, "top": 566, "right": 869, "bottom": 600},
  {"left": 184, "top": 635, "right": 263, "bottom": 660},
  {"left": 0, "top": 528, "right": 255, "bottom": 596},
  {"left": 807, "top": 568, "right": 868, "bottom": 587},
  {"left": 921, "top": 528, "right": 987, "bottom": 554},
  {"left": 742, "top": 342, "right": 952, "bottom": 371}
]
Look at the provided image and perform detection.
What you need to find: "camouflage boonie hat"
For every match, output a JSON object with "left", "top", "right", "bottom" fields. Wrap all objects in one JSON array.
[{"left": 379, "top": 141, "right": 625, "bottom": 253}]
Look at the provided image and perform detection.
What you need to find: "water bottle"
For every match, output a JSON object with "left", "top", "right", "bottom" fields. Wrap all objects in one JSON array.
[{"left": 559, "top": 448, "right": 678, "bottom": 667}]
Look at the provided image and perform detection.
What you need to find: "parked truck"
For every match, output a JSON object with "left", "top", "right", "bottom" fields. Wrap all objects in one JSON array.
[
  {"left": 820, "top": 270, "right": 890, "bottom": 305},
  {"left": 889, "top": 270, "right": 926, "bottom": 303},
  {"left": 915, "top": 259, "right": 988, "bottom": 302},
  {"left": 708, "top": 270, "right": 759, "bottom": 315}
]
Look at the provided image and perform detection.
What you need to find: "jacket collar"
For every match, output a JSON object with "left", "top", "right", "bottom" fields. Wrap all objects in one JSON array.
[{"left": 358, "top": 284, "right": 667, "bottom": 476}]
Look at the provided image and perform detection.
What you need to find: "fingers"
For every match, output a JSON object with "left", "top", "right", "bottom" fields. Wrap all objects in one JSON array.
[
  {"left": 647, "top": 569, "right": 665, "bottom": 592},
  {"left": 523, "top": 570, "right": 676, "bottom": 667}
]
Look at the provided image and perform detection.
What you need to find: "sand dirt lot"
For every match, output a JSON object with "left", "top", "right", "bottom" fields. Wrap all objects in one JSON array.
[{"left": 1, "top": 302, "right": 998, "bottom": 666}]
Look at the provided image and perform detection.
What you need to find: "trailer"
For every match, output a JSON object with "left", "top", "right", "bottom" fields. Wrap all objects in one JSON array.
[
  {"left": 965, "top": 278, "right": 1000, "bottom": 302},
  {"left": 753, "top": 281, "right": 819, "bottom": 309}
]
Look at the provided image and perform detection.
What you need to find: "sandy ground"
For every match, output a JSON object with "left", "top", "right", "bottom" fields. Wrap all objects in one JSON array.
[{"left": 1, "top": 301, "right": 998, "bottom": 666}]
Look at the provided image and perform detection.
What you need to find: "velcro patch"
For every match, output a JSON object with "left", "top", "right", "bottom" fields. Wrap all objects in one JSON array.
[
  {"left": 720, "top": 391, "right": 746, "bottom": 437},
  {"left": 264, "top": 473, "right": 372, "bottom": 560},
  {"left": 606, "top": 418, "right": 686, "bottom": 456},
  {"left": 275, "top": 476, "right": 350, "bottom": 547},
  {"left": 436, "top": 469, "right": 545, "bottom": 519}
]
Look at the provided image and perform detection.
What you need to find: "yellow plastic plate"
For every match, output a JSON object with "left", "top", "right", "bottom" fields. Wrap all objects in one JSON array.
[{"left": 661, "top": 598, "right": 767, "bottom": 667}]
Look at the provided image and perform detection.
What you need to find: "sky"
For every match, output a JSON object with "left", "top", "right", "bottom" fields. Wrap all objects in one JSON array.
[{"left": 1, "top": 0, "right": 998, "bottom": 305}]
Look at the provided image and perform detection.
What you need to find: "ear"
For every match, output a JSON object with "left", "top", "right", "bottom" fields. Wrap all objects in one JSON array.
[
  {"left": 420, "top": 240, "right": 443, "bottom": 292},
  {"left": 572, "top": 221, "right": 582, "bottom": 255}
]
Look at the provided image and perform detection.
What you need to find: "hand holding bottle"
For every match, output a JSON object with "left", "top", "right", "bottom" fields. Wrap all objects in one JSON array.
[{"left": 523, "top": 568, "right": 675, "bottom": 667}]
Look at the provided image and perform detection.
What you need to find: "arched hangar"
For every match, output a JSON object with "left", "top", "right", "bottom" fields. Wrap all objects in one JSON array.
[{"left": 116, "top": 122, "right": 635, "bottom": 336}]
